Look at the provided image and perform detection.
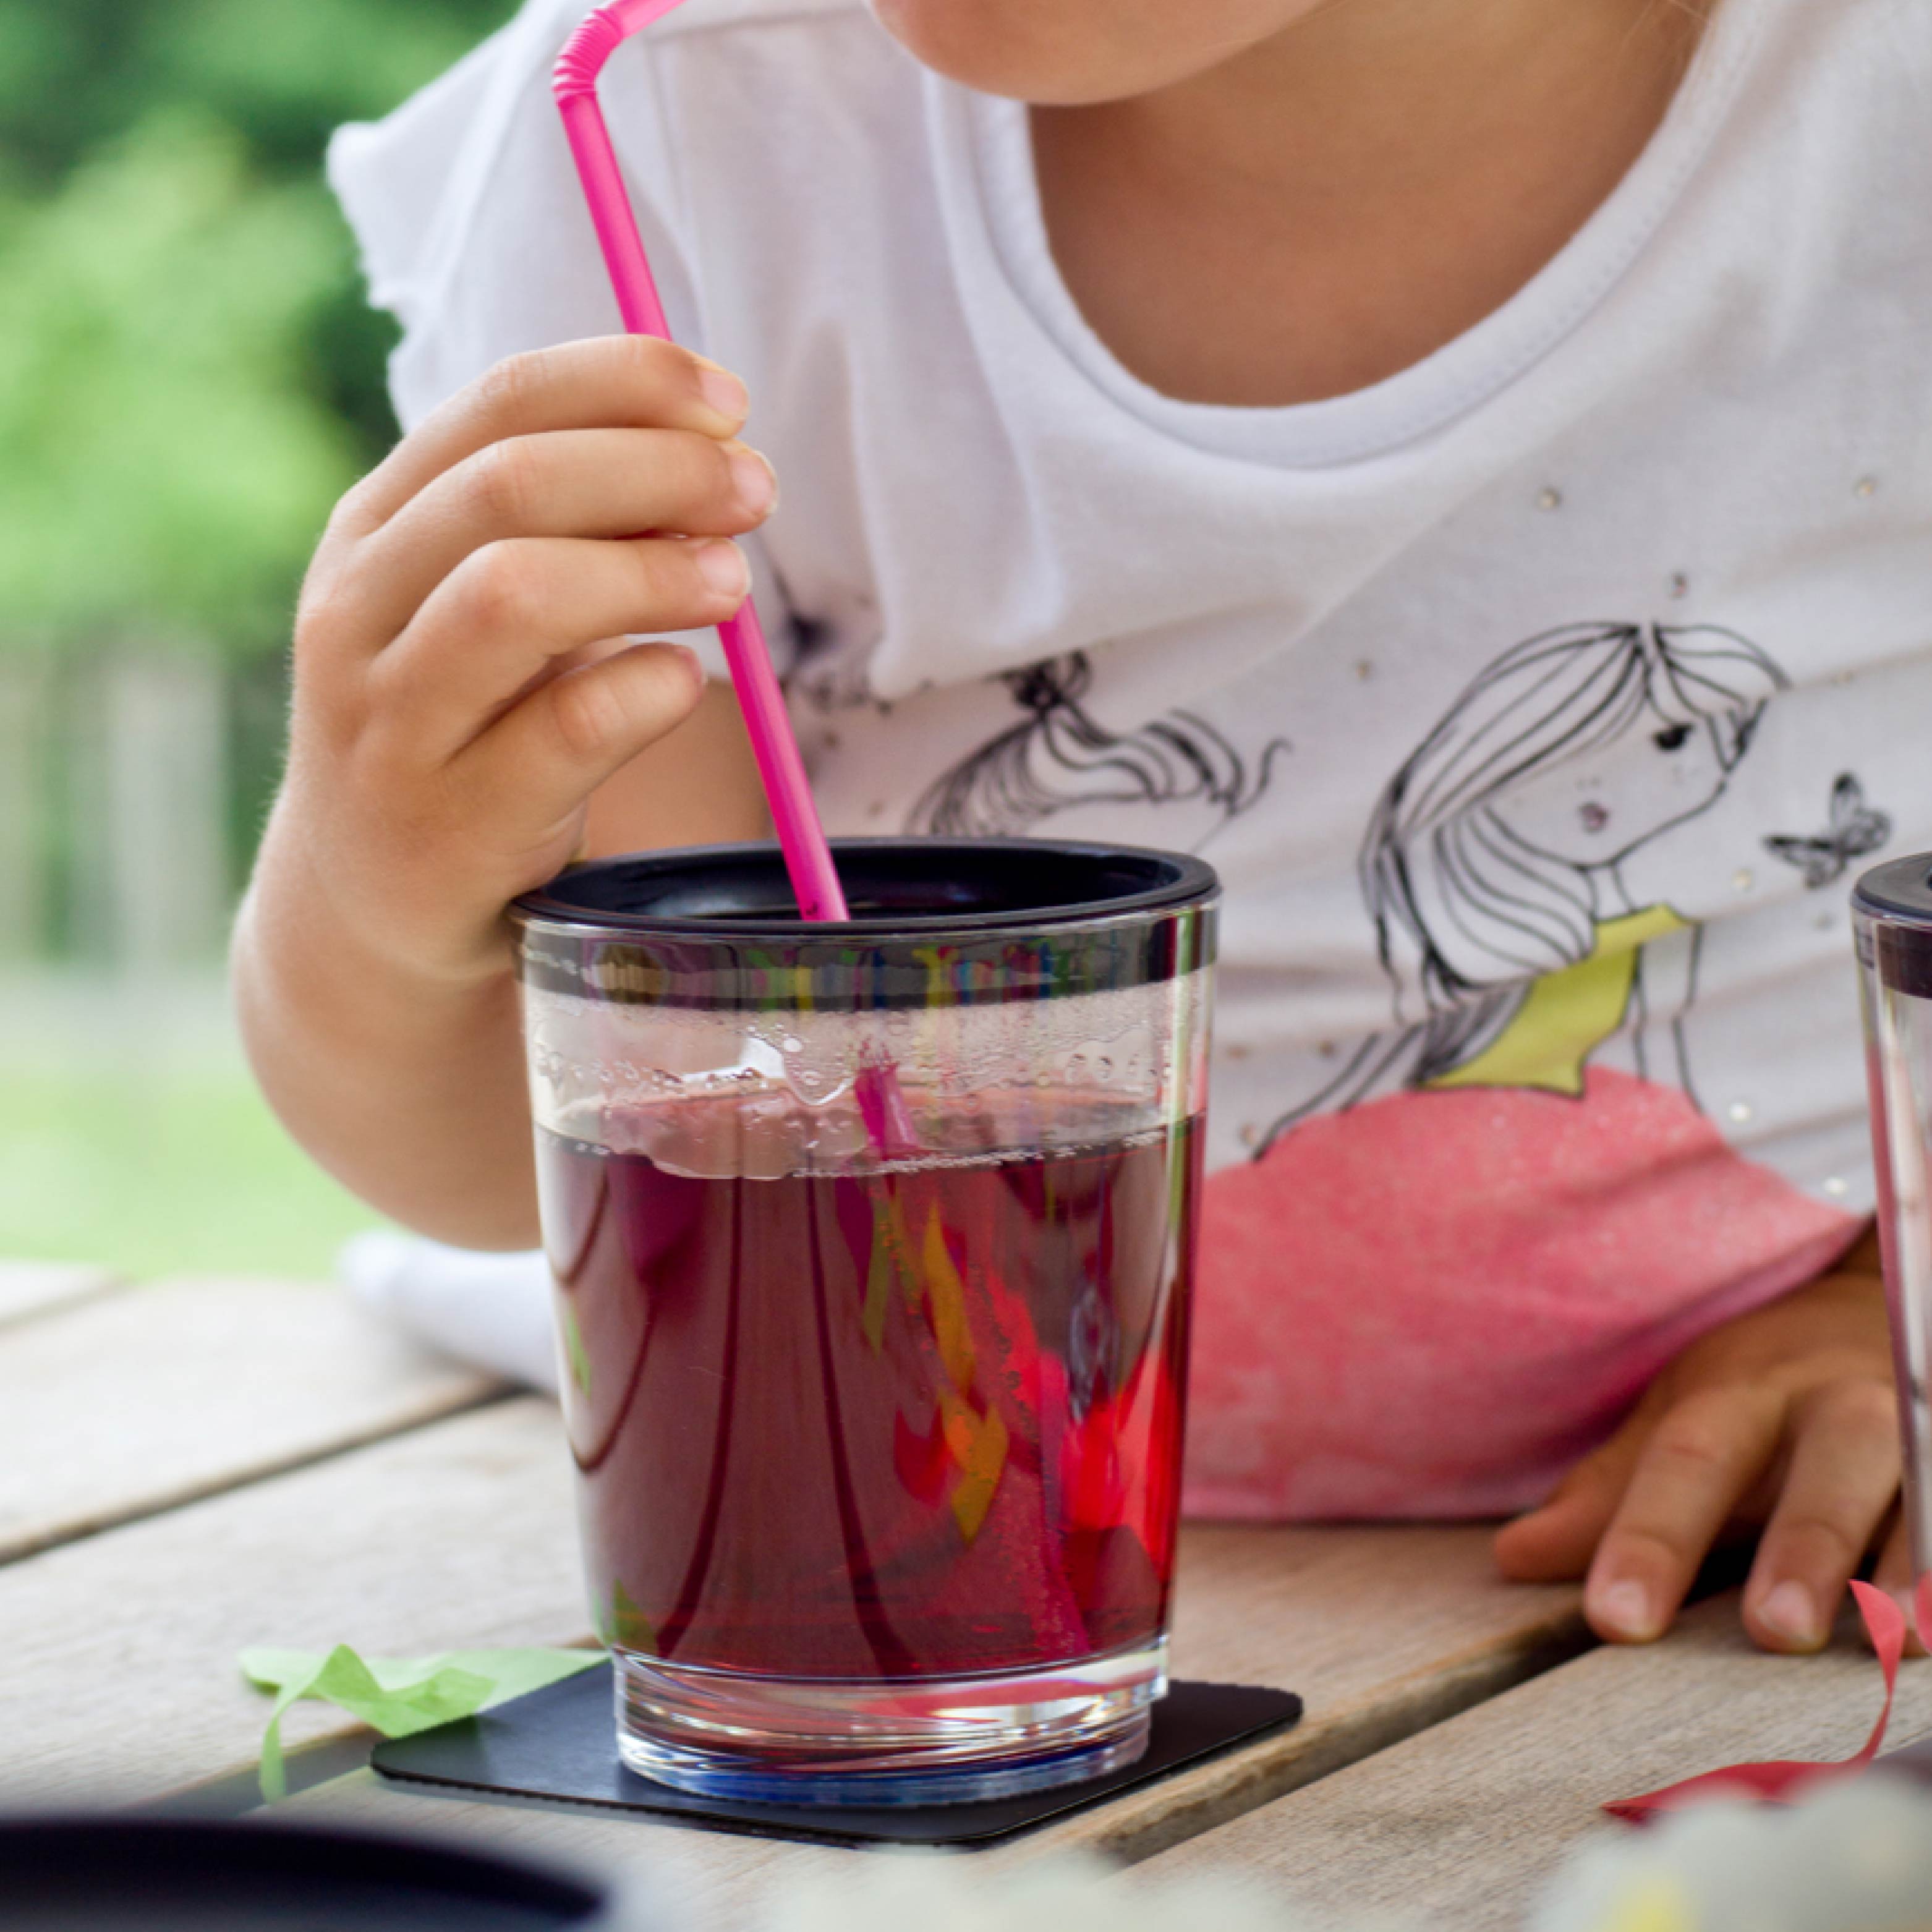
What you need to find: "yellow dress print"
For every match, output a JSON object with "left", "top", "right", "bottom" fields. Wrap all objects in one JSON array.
[{"left": 1426, "top": 906, "right": 1690, "bottom": 1098}]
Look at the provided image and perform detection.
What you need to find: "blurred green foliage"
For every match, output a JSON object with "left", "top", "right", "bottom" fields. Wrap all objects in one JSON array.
[
  {"left": 0, "top": 1051, "right": 384, "bottom": 1279},
  {"left": 0, "top": 117, "right": 361, "bottom": 645},
  {"left": 0, "top": 2, "right": 521, "bottom": 1275},
  {"left": 0, "top": 0, "right": 516, "bottom": 655}
]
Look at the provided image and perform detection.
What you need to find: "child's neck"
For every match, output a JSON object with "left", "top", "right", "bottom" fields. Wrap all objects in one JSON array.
[{"left": 1031, "top": 0, "right": 1707, "bottom": 407}]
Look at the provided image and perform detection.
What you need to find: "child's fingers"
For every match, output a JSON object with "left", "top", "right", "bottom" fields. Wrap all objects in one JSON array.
[
  {"left": 1581, "top": 1384, "right": 1785, "bottom": 1643},
  {"left": 341, "top": 336, "right": 749, "bottom": 537},
  {"left": 368, "top": 536, "right": 749, "bottom": 765},
  {"left": 452, "top": 640, "right": 709, "bottom": 848},
  {"left": 1493, "top": 1419, "right": 1649, "bottom": 1581},
  {"left": 1742, "top": 1377, "right": 1900, "bottom": 1653},
  {"left": 1870, "top": 1510, "right": 1927, "bottom": 1658},
  {"left": 323, "top": 429, "right": 776, "bottom": 655}
]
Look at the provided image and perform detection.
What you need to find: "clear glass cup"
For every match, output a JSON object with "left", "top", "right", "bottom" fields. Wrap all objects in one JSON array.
[
  {"left": 510, "top": 838, "right": 1217, "bottom": 1806},
  {"left": 1856, "top": 854, "right": 1932, "bottom": 1594}
]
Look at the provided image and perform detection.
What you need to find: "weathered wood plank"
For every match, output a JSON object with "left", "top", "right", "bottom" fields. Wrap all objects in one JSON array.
[
  {"left": 0, "top": 1397, "right": 582, "bottom": 1809},
  {"left": 0, "top": 1259, "right": 122, "bottom": 1330},
  {"left": 1134, "top": 1591, "right": 1932, "bottom": 1932},
  {"left": 286, "top": 1526, "right": 1584, "bottom": 1928},
  {"left": 1092, "top": 1524, "right": 1586, "bottom": 1863},
  {"left": 0, "top": 1275, "right": 498, "bottom": 1564},
  {"left": 0, "top": 1262, "right": 1591, "bottom": 1919}
]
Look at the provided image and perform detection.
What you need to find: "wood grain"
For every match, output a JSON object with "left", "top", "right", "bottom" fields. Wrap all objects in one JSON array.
[
  {"left": 1100, "top": 1523, "right": 1587, "bottom": 1862},
  {"left": 0, "top": 1275, "right": 498, "bottom": 1564},
  {"left": 0, "top": 1270, "right": 1601, "bottom": 1918},
  {"left": 0, "top": 1397, "right": 584, "bottom": 1808},
  {"left": 0, "top": 1260, "right": 122, "bottom": 1330},
  {"left": 285, "top": 1525, "right": 1584, "bottom": 1929},
  {"left": 1136, "top": 1590, "right": 1932, "bottom": 1931}
]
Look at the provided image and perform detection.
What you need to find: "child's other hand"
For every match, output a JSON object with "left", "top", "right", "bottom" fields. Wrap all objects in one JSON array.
[
  {"left": 278, "top": 335, "right": 774, "bottom": 982},
  {"left": 1494, "top": 1239, "right": 1909, "bottom": 1654}
]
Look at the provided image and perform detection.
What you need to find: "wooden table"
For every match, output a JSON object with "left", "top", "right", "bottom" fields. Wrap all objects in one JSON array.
[{"left": 4, "top": 1260, "right": 1924, "bottom": 1928}]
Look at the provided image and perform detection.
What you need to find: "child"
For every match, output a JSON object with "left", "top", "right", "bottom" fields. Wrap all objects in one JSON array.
[{"left": 236, "top": 0, "right": 1932, "bottom": 1658}]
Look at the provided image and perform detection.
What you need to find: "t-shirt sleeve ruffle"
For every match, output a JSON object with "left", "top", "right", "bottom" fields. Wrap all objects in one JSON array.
[{"left": 325, "top": 0, "right": 794, "bottom": 678}]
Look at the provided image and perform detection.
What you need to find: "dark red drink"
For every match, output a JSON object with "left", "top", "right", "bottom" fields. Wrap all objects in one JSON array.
[{"left": 538, "top": 1099, "right": 1198, "bottom": 1683}]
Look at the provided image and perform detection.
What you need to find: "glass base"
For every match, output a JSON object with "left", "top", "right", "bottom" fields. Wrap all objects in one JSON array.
[{"left": 613, "top": 1637, "right": 1166, "bottom": 1807}]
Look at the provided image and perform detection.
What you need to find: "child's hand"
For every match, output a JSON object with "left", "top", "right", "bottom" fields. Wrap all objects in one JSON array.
[
  {"left": 1494, "top": 1241, "right": 1907, "bottom": 1653},
  {"left": 279, "top": 334, "right": 774, "bottom": 982}
]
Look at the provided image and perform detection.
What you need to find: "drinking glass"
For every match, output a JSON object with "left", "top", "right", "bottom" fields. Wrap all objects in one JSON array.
[
  {"left": 510, "top": 838, "right": 1217, "bottom": 1806},
  {"left": 1857, "top": 856, "right": 1932, "bottom": 1600}
]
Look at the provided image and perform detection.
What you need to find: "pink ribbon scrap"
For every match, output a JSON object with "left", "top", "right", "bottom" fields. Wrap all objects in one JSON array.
[{"left": 1606, "top": 1577, "right": 1931, "bottom": 1821}]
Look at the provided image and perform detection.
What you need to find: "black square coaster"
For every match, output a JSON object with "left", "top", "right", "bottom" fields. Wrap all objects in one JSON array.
[{"left": 372, "top": 1666, "right": 1301, "bottom": 1849}]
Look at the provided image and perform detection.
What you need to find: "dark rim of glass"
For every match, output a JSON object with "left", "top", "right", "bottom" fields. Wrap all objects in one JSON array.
[
  {"left": 1855, "top": 855, "right": 1932, "bottom": 998},
  {"left": 511, "top": 838, "right": 1220, "bottom": 940},
  {"left": 1855, "top": 854, "right": 1932, "bottom": 932}
]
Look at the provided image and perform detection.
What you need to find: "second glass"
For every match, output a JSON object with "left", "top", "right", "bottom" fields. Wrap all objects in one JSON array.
[
  {"left": 511, "top": 838, "right": 1217, "bottom": 1806},
  {"left": 1857, "top": 854, "right": 1932, "bottom": 1598}
]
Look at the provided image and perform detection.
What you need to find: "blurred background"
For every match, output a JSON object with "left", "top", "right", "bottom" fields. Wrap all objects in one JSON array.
[{"left": 0, "top": 0, "right": 513, "bottom": 1277}]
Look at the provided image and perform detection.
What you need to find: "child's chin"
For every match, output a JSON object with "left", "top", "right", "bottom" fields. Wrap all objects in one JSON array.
[
  {"left": 867, "top": 0, "right": 1328, "bottom": 104},
  {"left": 864, "top": 0, "right": 1167, "bottom": 105}
]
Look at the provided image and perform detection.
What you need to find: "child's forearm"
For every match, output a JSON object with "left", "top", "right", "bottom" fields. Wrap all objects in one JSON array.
[
  {"left": 234, "top": 681, "right": 772, "bottom": 1249},
  {"left": 233, "top": 830, "right": 540, "bottom": 1250}
]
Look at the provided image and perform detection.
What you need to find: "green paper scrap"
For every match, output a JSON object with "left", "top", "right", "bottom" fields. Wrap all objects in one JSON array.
[{"left": 240, "top": 1643, "right": 605, "bottom": 1801}]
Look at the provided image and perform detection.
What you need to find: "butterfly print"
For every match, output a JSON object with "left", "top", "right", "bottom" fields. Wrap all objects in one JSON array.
[{"left": 1763, "top": 774, "right": 1892, "bottom": 888}]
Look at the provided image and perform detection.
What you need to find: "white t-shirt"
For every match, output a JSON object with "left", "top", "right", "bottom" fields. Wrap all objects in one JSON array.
[{"left": 331, "top": 0, "right": 1932, "bottom": 1517}]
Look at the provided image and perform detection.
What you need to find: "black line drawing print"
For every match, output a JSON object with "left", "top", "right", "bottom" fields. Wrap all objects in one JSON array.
[
  {"left": 1258, "top": 623, "right": 1791, "bottom": 1153},
  {"left": 908, "top": 652, "right": 1288, "bottom": 843},
  {"left": 1764, "top": 775, "right": 1891, "bottom": 888}
]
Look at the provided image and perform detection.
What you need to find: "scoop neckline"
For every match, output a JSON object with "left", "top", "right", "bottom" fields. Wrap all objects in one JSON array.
[{"left": 959, "top": 0, "right": 1764, "bottom": 469}]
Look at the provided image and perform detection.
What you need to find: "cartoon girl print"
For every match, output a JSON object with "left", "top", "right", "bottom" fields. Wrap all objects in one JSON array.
[
  {"left": 909, "top": 652, "right": 1288, "bottom": 848},
  {"left": 1262, "top": 622, "right": 1795, "bottom": 1147}
]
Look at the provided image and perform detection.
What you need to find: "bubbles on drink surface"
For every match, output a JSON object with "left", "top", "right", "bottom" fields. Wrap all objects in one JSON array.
[{"left": 521, "top": 974, "right": 1211, "bottom": 1177}]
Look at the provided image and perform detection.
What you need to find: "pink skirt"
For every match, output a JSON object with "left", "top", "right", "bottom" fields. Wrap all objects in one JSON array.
[{"left": 1183, "top": 1067, "right": 1862, "bottom": 1521}]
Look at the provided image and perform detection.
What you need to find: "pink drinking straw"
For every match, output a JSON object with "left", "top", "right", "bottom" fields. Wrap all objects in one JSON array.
[
  {"left": 553, "top": 0, "right": 849, "bottom": 924},
  {"left": 555, "top": 4, "right": 921, "bottom": 1154}
]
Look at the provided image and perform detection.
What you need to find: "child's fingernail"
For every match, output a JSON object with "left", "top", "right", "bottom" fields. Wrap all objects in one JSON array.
[
  {"left": 725, "top": 443, "right": 778, "bottom": 517},
  {"left": 1591, "top": 1577, "right": 1659, "bottom": 1640},
  {"left": 1758, "top": 1580, "right": 1821, "bottom": 1647},
  {"left": 694, "top": 539, "right": 749, "bottom": 602},
  {"left": 691, "top": 358, "right": 748, "bottom": 425}
]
